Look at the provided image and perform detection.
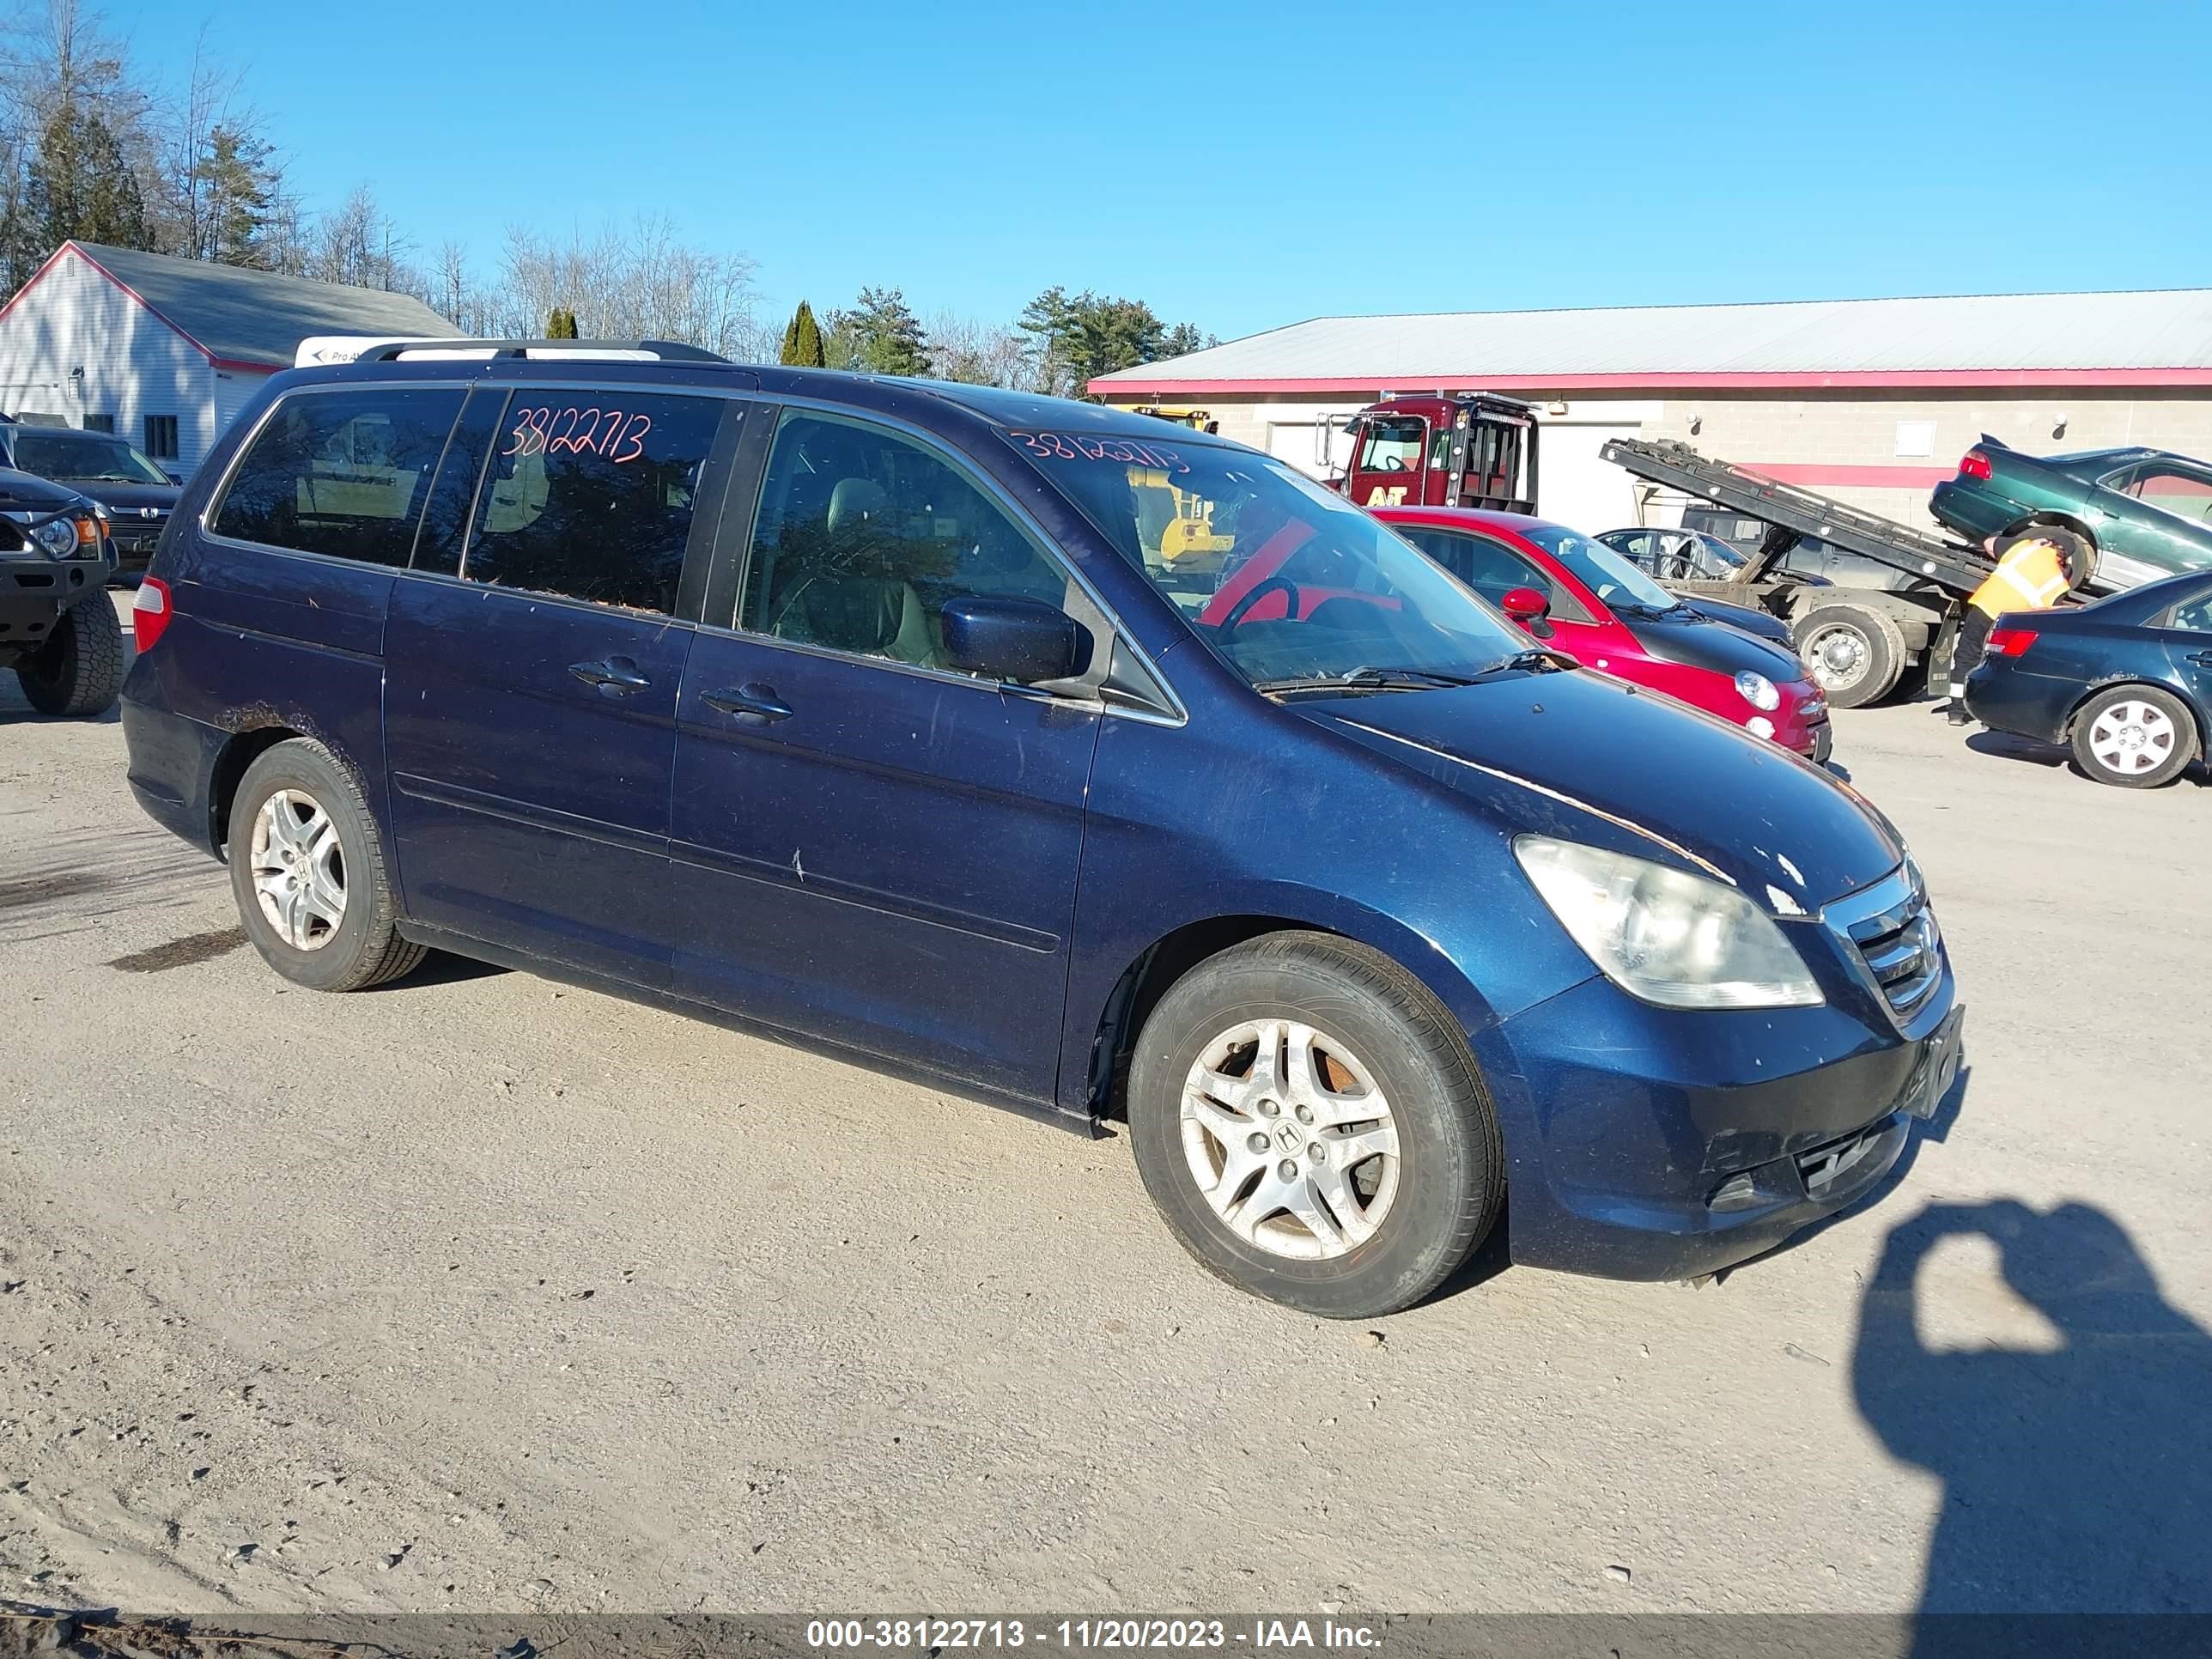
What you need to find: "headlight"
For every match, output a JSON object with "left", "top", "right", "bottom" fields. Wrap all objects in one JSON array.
[
  {"left": 1735, "top": 671, "right": 1780, "bottom": 711},
  {"left": 1515, "top": 836, "right": 1823, "bottom": 1009},
  {"left": 33, "top": 516, "right": 77, "bottom": 556}
]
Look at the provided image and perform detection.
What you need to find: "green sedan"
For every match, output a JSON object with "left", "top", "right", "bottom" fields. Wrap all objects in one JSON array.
[{"left": 1929, "top": 439, "right": 2212, "bottom": 593}]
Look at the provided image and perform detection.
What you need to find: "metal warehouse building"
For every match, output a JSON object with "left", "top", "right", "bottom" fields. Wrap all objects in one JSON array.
[{"left": 1089, "top": 289, "right": 2212, "bottom": 536}]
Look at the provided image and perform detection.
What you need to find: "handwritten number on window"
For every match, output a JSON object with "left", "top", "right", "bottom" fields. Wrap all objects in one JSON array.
[{"left": 502, "top": 406, "right": 653, "bottom": 463}]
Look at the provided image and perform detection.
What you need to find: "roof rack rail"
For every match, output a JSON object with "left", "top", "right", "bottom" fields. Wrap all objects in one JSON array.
[{"left": 355, "top": 338, "right": 732, "bottom": 364}]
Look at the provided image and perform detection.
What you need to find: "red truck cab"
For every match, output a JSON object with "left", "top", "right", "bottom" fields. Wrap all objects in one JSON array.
[{"left": 1333, "top": 392, "right": 1540, "bottom": 514}]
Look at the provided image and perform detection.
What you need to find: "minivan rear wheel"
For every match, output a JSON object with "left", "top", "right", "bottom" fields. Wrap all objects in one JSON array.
[
  {"left": 1129, "top": 933, "right": 1503, "bottom": 1318},
  {"left": 228, "top": 738, "right": 426, "bottom": 991}
]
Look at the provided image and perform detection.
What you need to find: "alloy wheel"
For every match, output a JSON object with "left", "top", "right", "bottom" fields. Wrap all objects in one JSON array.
[
  {"left": 1179, "top": 1018, "right": 1401, "bottom": 1261},
  {"left": 249, "top": 789, "right": 347, "bottom": 951}
]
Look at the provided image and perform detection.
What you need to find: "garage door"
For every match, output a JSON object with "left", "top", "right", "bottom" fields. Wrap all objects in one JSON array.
[
  {"left": 1265, "top": 422, "right": 1325, "bottom": 477},
  {"left": 1536, "top": 423, "right": 1640, "bottom": 532}
]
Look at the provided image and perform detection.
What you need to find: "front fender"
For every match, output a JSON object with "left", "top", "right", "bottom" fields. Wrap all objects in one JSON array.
[{"left": 1057, "top": 708, "right": 1600, "bottom": 1124}]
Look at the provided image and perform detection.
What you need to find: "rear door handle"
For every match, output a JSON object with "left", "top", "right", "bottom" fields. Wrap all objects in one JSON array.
[
  {"left": 703, "top": 683, "right": 793, "bottom": 724},
  {"left": 2189, "top": 651, "right": 2212, "bottom": 666},
  {"left": 569, "top": 655, "right": 651, "bottom": 695}
]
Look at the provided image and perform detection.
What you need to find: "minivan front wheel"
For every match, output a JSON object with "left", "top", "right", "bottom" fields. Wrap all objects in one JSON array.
[
  {"left": 1130, "top": 933, "right": 1503, "bottom": 1318},
  {"left": 228, "top": 739, "right": 426, "bottom": 992}
]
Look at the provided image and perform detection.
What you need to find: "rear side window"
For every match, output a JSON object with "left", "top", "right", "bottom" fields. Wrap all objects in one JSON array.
[
  {"left": 460, "top": 391, "right": 725, "bottom": 615},
  {"left": 212, "top": 389, "right": 464, "bottom": 566}
]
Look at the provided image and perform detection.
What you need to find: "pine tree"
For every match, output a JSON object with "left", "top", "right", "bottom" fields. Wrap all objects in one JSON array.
[
  {"left": 546, "top": 306, "right": 578, "bottom": 338},
  {"left": 781, "top": 299, "right": 825, "bottom": 368},
  {"left": 846, "top": 287, "right": 928, "bottom": 377},
  {"left": 198, "top": 125, "right": 279, "bottom": 267},
  {"left": 25, "top": 99, "right": 151, "bottom": 253}
]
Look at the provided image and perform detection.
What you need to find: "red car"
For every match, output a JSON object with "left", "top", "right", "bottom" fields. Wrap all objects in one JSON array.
[{"left": 1374, "top": 507, "right": 1832, "bottom": 762}]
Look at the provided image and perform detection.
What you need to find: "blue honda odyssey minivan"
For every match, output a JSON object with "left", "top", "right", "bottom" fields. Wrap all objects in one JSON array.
[{"left": 121, "top": 342, "right": 1962, "bottom": 1316}]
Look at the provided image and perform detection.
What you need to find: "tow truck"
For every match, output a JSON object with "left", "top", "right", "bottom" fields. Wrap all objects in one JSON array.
[
  {"left": 1598, "top": 438, "right": 2024, "bottom": 708},
  {"left": 1329, "top": 392, "right": 1540, "bottom": 514}
]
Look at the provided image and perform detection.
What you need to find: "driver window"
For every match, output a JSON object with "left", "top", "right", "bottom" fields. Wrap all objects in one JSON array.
[
  {"left": 738, "top": 411, "right": 1071, "bottom": 674},
  {"left": 1405, "top": 529, "right": 1558, "bottom": 609},
  {"left": 1354, "top": 418, "right": 1426, "bottom": 474}
]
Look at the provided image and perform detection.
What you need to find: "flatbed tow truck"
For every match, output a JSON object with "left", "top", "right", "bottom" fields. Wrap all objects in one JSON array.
[{"left": 1600, "top": 437, "right": 2037, "bottom": 707}]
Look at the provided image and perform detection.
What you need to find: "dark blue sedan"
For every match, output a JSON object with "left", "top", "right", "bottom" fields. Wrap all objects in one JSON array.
[{"left": 1963, "top": 568, "right": 2212, "bottom": 787}]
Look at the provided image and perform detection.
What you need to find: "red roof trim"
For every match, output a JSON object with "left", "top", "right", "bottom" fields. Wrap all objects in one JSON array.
[{"left": 1090, "top": 368, "right": 2212, "bottom": 396}]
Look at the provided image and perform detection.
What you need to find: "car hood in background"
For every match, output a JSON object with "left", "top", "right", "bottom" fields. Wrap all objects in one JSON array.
[
  {"left": 1620, "top": 607, "right": 1808, "bottom": 683},
  {"left": 1297, "top": 669, "right": 1899, "bottom": 911},
  {"left": 1675, "top": 596, "right": 1798, "bottom": 648},
  {"left": 66, "top": 480, "right": 180, "bottom": 516},
  {"left": 0, "top": 465, "right": 88, "bottom": 512}
]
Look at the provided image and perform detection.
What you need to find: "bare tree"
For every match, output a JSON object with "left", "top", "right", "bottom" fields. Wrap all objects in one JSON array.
[
  {"left": 494, "top": 216, "right": 769, "bottom": 357},
  {"left": 925, "top": 307, "right": 1032, "bottom": 388}
]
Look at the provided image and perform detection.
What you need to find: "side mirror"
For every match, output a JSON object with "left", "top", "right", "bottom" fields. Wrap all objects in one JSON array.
[
  {"left": 1500, "top": 585, "right": 1551, "bottom": 627},
  {"left": 940, "top": 595, "right": 1090, "bottom": 685},
  {"left": 164, "top": 470, "right": 183, "bottom": 485}
]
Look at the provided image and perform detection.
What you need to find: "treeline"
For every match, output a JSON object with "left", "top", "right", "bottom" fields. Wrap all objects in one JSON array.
[
  {"left": 775, "top": 287, "right": 1212, "bottom": 394},
  {"left": 0, "top": 1, "right": 1212, "bottom": 392}
]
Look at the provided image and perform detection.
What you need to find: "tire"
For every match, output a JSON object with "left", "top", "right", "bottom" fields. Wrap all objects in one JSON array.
[
  {"left": 1128, "top": 932, "right": 1504, "bottom": 1319},
  {"left": 15, "top": 592, "right": 124, "bottom": 717},
  {"left": 2069, "top": 685, "right": 2199, "bottom": 789},
  {"left": 1796, "top": 604, "right": 1906, "bottom": 708},
  {"left": 227, "top": 738, "right": 427, "bottom": 991},
  {"left": 2002, "top": 526, "right": 2095, "bottom": 593}
]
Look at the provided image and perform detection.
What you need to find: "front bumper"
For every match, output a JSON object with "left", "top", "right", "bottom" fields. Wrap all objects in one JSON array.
[
  {"left": 0, "top": 547, "right": 117, "bottom": 635},
  {"left": 1759, "top": 688, "right": 1830, "bottom": 759},
  {"left": 1472, "top": 884, "right": 1958, "bottom": 1282}
]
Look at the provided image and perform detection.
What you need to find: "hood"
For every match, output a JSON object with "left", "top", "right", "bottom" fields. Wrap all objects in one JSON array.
[
  {"left": 1296, "top": 669, "right": 1901, "bottom": 912},
  {"left": 1677, "top": 596, "right": 1796, "bottom": 648},
  {"left": 1620, "top": 607, "right": 1808, "bottom": 683},
  {"left": 70, "top": 480, "right": 179, "bottom": 514},
  {"left": 0, "top": 465, "right": 88, "bottom": 513}
]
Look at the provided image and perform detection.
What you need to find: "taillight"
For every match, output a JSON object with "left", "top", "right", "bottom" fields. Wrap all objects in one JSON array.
[
  {"left": 1957, "top": 449, "right": 1993, "bottom": 482},
  {"left": 131, "top": 575, "right": 172, "bottom": 652},
  {"left": 1984, "top": 626, "right": 2037, "bottom": 658}
]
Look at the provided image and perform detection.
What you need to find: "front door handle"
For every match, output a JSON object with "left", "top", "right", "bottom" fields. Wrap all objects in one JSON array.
[
  {"left": 2188, "top": 650, "right": 2212, "bottom": 666},
  {"left": 703, "top": 683, "right": 793, "bottom": 725},
  {"left": 569, "top": 656, "right": 652, "bottom": 696}
]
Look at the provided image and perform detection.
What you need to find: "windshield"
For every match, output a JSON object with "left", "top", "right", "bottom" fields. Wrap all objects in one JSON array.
[
  {"left": 13, "top": 431, "right": 170, "bottom": 485},
  {"left": 1521, "top": 523, "right": 1677, "bottom": 610},
  {"left": 1007, "top": 429, "right": 1528, "bottom": 687},
  {"left": 1692, "top": 533, "right": 1746, "bottom": 574}
]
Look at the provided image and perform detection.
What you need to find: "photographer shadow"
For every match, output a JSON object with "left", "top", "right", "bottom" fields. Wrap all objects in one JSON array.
[{"left": 1853, "top": 1200, "right": 2212, "bottom": 1632}]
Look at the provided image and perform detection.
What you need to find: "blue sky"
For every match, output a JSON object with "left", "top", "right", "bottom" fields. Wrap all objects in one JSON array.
[{"left": 116, "top": 0, "right": 2212, "bottom": 342}]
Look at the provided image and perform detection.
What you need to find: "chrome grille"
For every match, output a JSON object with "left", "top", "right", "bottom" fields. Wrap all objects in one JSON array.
[{"left": 1827, "top": 865, "right": 1942, "bottom": 1018}]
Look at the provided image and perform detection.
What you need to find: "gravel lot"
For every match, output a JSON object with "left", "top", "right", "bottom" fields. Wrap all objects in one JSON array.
[{"left": 3, "top": 598, "right": 2207, "bottom": 1619}]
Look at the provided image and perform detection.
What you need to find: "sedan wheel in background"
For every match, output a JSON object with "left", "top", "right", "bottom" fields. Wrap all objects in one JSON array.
[{"left": 2069, "top": 685, "right": 2199, "bottom": 789}]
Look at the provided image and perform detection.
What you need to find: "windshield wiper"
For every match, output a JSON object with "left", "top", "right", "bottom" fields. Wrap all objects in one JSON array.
[
  {"left": 1486, "top": 647, "right": 1572, "bottom": 675},
  {"left": 1252, "top": 665, "right": 1488, "bottom": 695}
]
